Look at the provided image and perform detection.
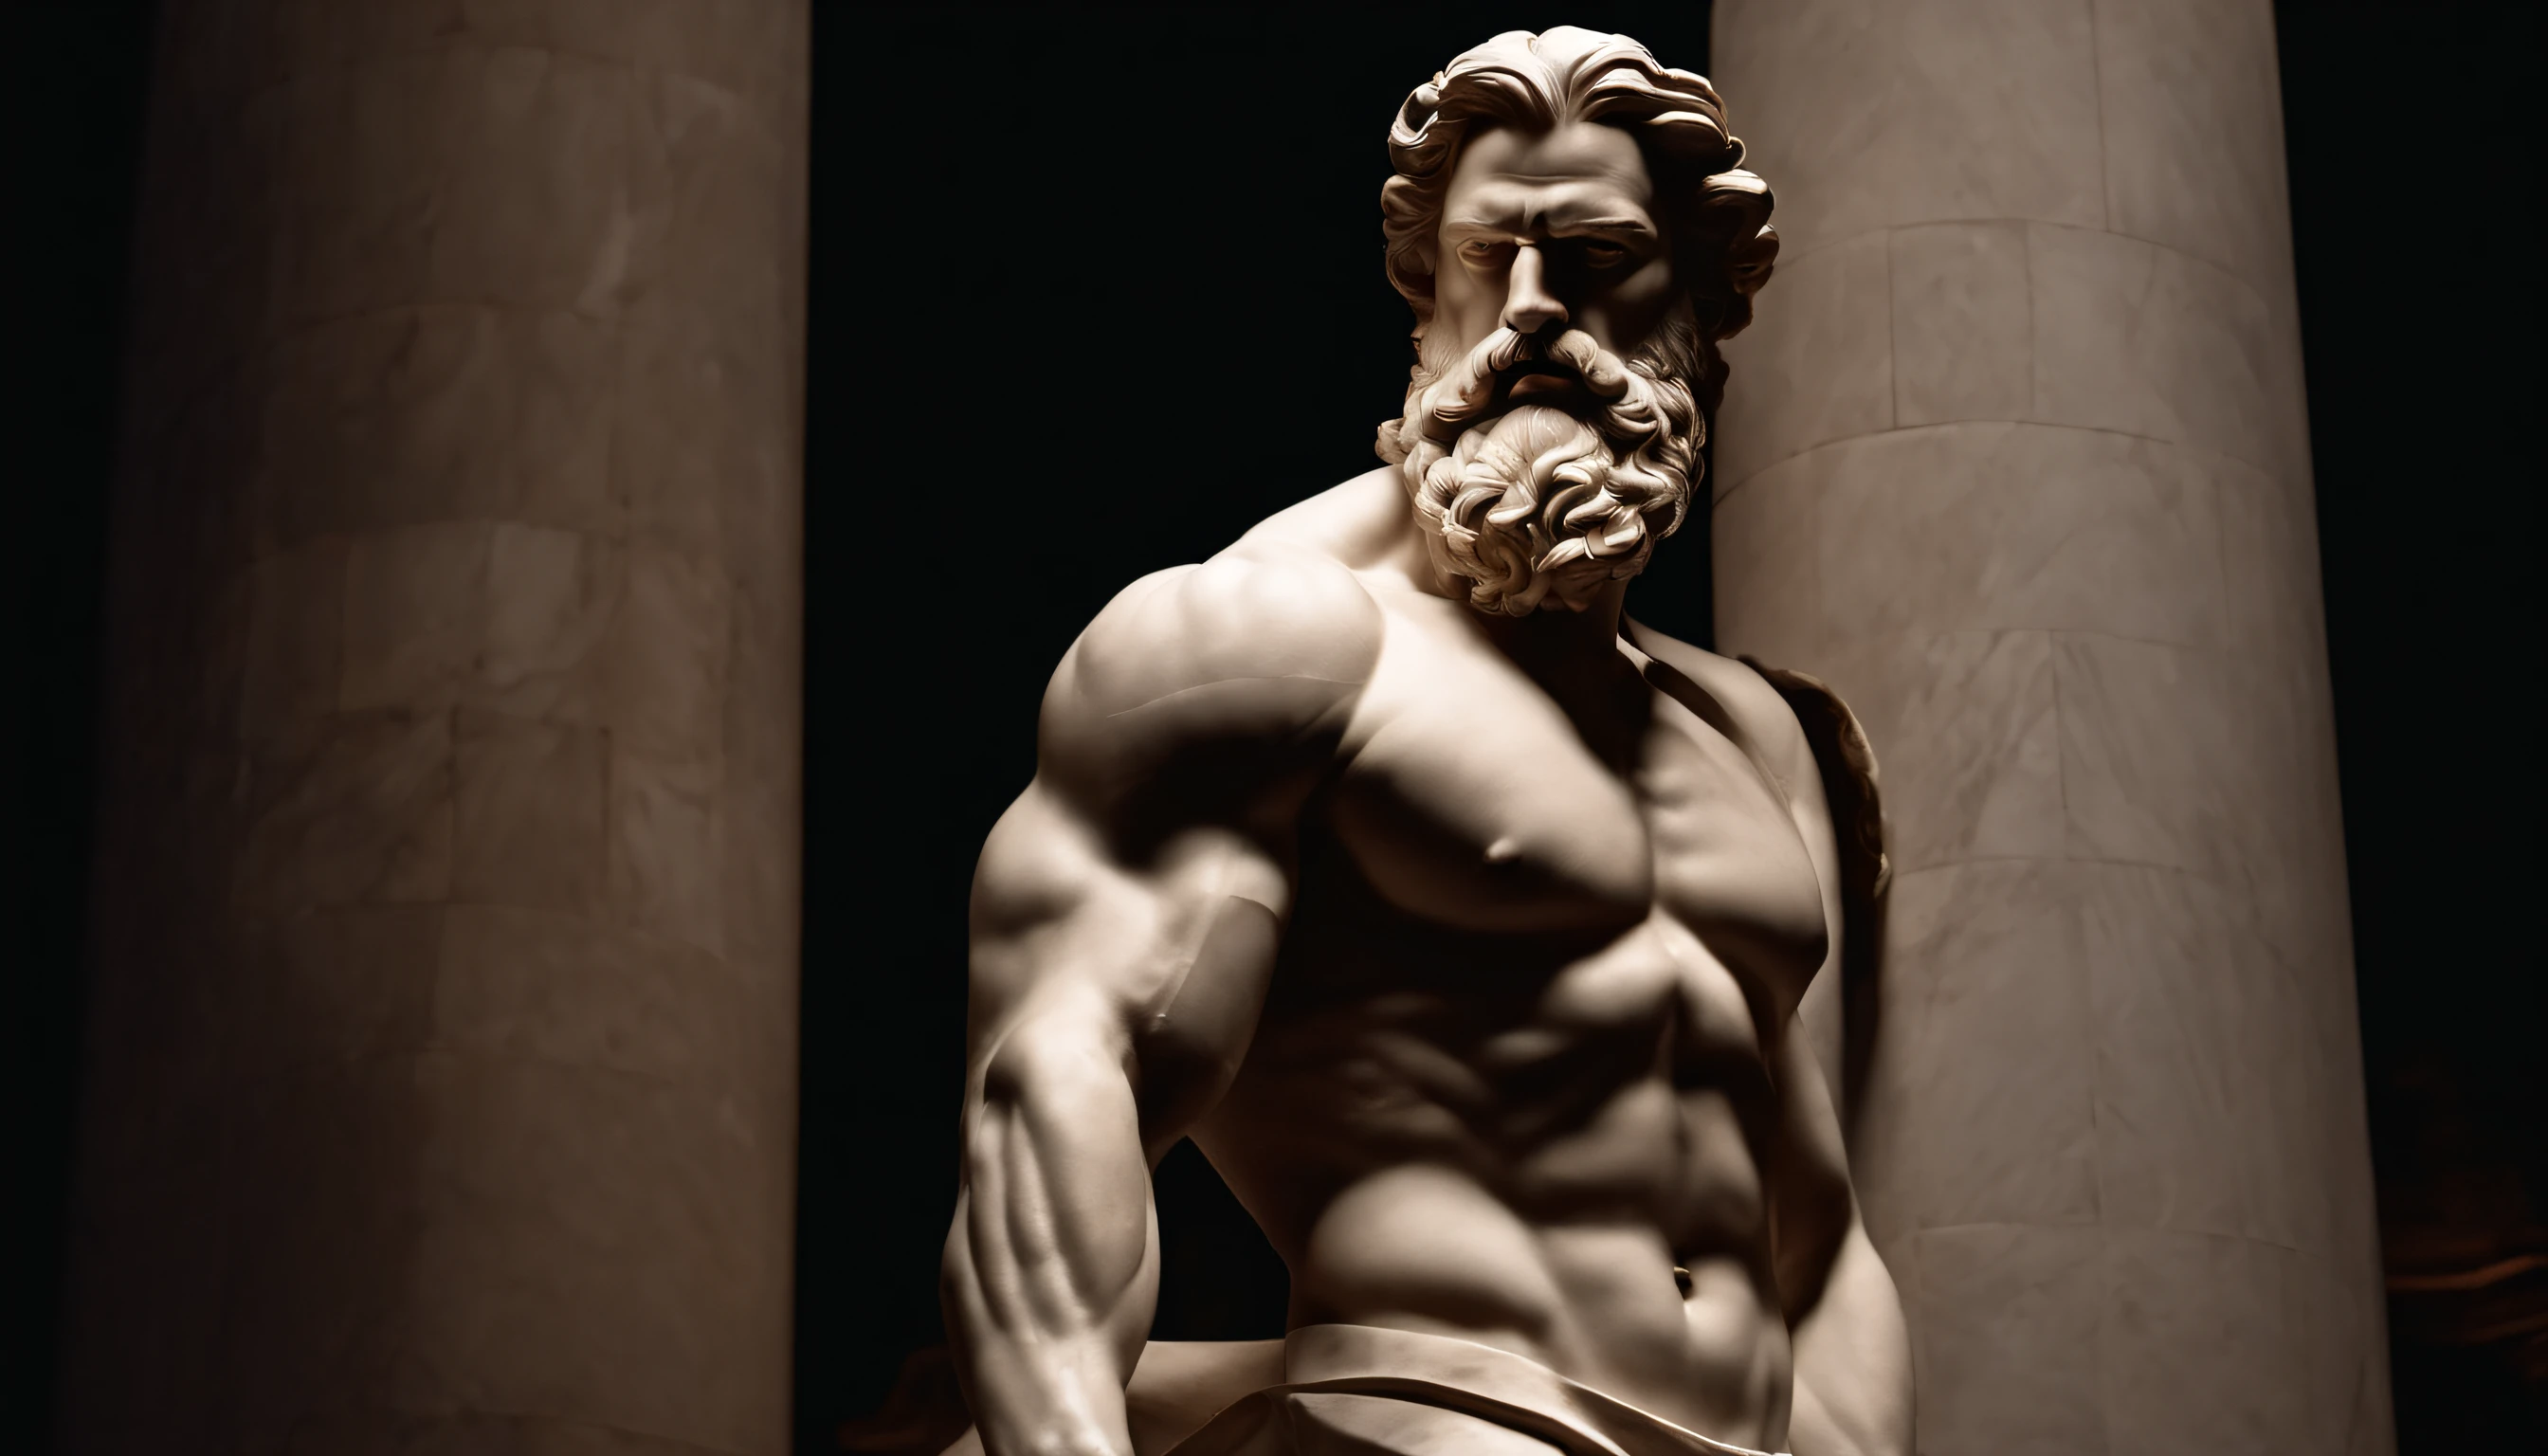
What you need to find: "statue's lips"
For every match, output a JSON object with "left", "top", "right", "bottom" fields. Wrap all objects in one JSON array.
[{"left": 1497, "top": 367, "right": 1592, "bottom": 407}]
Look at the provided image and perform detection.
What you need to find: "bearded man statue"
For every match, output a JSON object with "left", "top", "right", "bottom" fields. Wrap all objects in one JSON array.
[{"left": 930, "top": 27, "right": 1910, "bottom": 1456}]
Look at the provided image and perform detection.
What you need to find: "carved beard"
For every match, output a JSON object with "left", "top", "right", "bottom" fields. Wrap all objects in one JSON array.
[{"left": 1377, "top": 317, "right": 1702, "bottom": 615}]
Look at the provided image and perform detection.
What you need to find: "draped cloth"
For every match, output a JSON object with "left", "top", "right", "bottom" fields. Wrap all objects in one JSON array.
[{"left": 1161, "top": 1324, "right": 1790, "bottom": 1456}]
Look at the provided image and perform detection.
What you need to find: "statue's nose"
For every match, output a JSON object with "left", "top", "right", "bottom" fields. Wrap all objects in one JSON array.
[{"left": 1499, "top": 244, "right": 1568, "bottom": 336}]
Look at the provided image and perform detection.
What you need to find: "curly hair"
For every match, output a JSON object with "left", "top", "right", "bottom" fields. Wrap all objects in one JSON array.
[{"left": 1382, "top": 27, "right": 1777, "bottom": 411}]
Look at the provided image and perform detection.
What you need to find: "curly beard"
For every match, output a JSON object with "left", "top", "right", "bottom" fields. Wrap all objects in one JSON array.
[{"left": 1377, "top": 317, "right": 1703, "bottom": 615}]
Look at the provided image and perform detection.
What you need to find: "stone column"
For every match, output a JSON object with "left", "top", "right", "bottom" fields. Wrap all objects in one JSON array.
[
  {"left": 58, "top": 4, "right": 806, "bottom": 1452},
  {"left": 1708, "top": 2, "right": 2389, "bottom": 1451}
]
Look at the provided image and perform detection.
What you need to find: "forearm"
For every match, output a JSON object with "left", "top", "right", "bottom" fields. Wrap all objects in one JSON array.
[
  {"left": 943, "top": 1016, "right": 1158, "bottom": 1456},
  {"left": 1786, "top": 1218, "right": 1913, "bottom": 1456}
]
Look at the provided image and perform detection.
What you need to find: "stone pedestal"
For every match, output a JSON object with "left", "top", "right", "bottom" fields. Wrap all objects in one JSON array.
[
  {"left": 57, "top": 4, "right": 807, "bottom": 1452},
  {"left": 1708, "top": 2, "right": 2391, "bottom": 1450}
]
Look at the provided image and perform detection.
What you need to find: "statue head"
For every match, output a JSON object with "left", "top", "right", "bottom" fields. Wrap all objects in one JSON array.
[{"left": 1375, "top": 27, "right": 1776, "bottom": 615}]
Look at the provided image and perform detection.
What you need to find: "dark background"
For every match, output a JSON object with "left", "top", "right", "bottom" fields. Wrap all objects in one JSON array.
[{"left": 9, "top": 3, "right": 2539, "bottom": 1453}]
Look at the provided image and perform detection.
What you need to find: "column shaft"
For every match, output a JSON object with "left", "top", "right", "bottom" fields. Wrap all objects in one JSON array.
[
  {"left": 1709, "top": 1, "right": 2389, "bottom": 1450},
  {"left": 58, "top": 4, "right": 808, "bottom": 1452}
]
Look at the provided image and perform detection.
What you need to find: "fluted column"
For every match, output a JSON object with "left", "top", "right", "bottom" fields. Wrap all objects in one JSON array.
[
  {"left": 58, "top": 4, "right": 807, "bottom": 1452},
  {"left": 1708, "top": 2, "right": 2388, "bottom": 1450}
]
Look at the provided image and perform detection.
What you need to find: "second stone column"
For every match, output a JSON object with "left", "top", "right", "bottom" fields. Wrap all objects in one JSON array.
[
  {"left": 1708, "top": 1, "right": 2389, "bottom": 1451},
  {"left": 58, "top": 4, "right": 809, "bottom": 1451}
]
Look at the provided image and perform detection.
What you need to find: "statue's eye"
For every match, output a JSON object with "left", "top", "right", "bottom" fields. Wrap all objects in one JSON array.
[
  {"left": 1458, "top": 239, "right": 1515, "bottom": 267},
  {"left": 1577, "top": 240, "right": 1630, "bottom": 269}
]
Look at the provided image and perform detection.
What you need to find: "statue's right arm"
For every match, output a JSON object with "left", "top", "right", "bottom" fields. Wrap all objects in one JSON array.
[{"left": 942, "top": 550, "right": 1382, "bottom": 1456}]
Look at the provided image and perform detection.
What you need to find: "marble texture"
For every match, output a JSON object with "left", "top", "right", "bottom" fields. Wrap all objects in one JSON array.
[
  {"left": 399, "top": 1051, "right": 791, "bottom": 1452},
  {"left": 480, "top": 522, "right": 627, "bottom": 720},
  {"left": 1712, "top": 228, "right": 1894, "bottom": 493},
  {"left": 1727, "top": 218, "right": 2311, "bottom": 494},
  {"left": 431, "top": 905, "right": 787, "bottom": 1100},
  {"left": 239, "top": 708, "right": 459, "bottom": 910},
  {"left": 611, "top": 748, "right": 726, "bottom": 955},
  {"left": 1711, "top": 0, "right": 2105, "bottom": 263},
  {"left": 2026, "top": 222, "right": 2307, "bottom": 478},
  {"left": 2050, "top": 632, "right": 2238, "bottom": 876},
  {"left": 2092, "top": 0, "right": 2296, "bottom": 297},
  {"left": 58, "top": 3, "right": 808, "bottom": 1454},
  {"left": 1851, "top": 862, "right": 2100, "bottom": 1247},
  {"left": 256, "top": 306, "right": 622, "bottom": 549},
  {"left": 452, "top": 707, "right": 610, "bottom": 914},
  {"left": 1703, "top": 0, "right": 1895, "bottom": 264},
  {"left": 1903, "top": 1224, "right": 2108, "bottom": 1455},
  {"left": 1889, "top": 222, "right": 2031, "bottom": 427},
  {"left": 1810, "top": 424, "right": 2231, "bottom": 650},
  {"left": 2080, "top": 865, "right": 2334, "bottom": 1257},
  {"left": 1709, "top": 461, "right": 1821, "bottom": 668},
  {"left": 2098, "top": 1229, "right": 2364, "bottom": 1455},
  {"left": 1710, "top": 1, "right": 2386, "bottom": 1449},
  {"left": 1810, "top": 629, "right": 2064, "bottom": 874},
  {"left": 341, "top": 522, "right": 496, "bottom": 713}
]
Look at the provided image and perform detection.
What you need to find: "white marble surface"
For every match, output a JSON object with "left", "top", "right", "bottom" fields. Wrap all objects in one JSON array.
[
  {"left": 2027, "top": 222, "right": 2307, "bottom": 478},
  {"left": 2051, "top": 632, "right": 2238, "bottom": 876},
  {"left": 1812, "top": 629, "right": 2065, "bottom": 873},
  {"left": 1707, "top": 0, "right": 1897, "bottom": 262},
  {"left": 1811, "top": 424, "right": 2231, "bottom": 650},
  {"left": 2080, "top": 865, "right": 2337, "bottom": 1257},
  {"left": 1722, "top": 219, "right": 2311, "bottom": 495},
  {"left": 1856, "top": 849, "right": 2375, "bottom": 1270},
  {"left": 1713, "top": 0, "right": 2104, "bottom": 262},
  {"left": 1890, "top": 222, "right": 2031, "bottom": 426},
  {"left": 1713, "top": 229, "right": 1894, "bottom": 492},
  {"left": 1884, "top": 1225, "right": 2389, "bottom": 1456},
  {"left": 2093, "top": 0, "right": 2295, "bottom": 296},
  {"left": 1854, "top": 862, "right": 2100, "bottom": 1246},
  {"left": 1710, "top": 1, "right": 2386, "bottom": 1448},
  {"left": 1902, "top": 1223, "right": 2108, "bottom": 1455},
  {"left": 2101, "top": 1228, "right": 2379, "bottom": 1455},
  {"left": 1710, "top": 458, "right": 1822, "bottom": 667}
]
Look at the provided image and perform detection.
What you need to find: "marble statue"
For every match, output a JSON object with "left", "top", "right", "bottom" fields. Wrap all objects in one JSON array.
[{"left": 940, "top": 28, "right": 1911, "bottom": 1456}]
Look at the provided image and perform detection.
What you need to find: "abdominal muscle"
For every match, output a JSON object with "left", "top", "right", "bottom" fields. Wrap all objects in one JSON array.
[{"left": 1194, "top": 1025, "right": 1795, "bottom": 1450}]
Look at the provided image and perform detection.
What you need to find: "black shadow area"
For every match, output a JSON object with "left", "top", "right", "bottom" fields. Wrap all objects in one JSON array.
[
  {"left": 4, "top": 3, "right": 154, "bottom": 1447},
  {"left": 2279, "top": 3, "right": 2546, "bottom": 1450}
]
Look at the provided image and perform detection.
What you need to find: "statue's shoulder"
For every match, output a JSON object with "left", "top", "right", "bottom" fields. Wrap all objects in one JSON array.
[
  {"left": 1622, "top": 618, "right": 1818, "bottom": 778},
  {"left": 1039, "top": 545, "right": 1383, "bottom": 798},
  {"left": 1627, "top": 619, "right": 1890, "bottom": 908}
]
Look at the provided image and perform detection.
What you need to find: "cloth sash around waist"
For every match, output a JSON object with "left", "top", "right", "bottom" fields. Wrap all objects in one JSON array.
[{"left": 1163, "top": 1322, "right": 1790, "bottom": 1456}]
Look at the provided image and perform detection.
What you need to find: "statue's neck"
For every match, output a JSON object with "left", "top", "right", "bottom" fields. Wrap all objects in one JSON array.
[{"left": 1474, "top": 580, "right": 1631, "bottom": 678}]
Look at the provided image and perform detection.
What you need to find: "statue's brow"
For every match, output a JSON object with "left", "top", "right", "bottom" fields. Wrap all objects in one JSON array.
[{"left": 1444, "top": 205, "right": 1656, "bottom": 237}]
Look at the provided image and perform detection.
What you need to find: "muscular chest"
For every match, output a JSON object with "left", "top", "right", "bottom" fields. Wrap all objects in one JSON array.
[{"left": 1315, "top": 619, "right": 1829, "bottom": 1006}]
